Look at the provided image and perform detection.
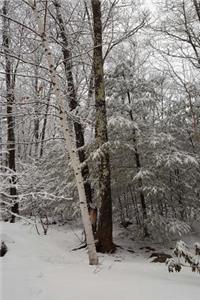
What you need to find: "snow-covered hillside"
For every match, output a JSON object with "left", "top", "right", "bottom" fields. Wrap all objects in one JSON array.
[{"left": 0, "top": 222, "right": 199, "bottom": 300}]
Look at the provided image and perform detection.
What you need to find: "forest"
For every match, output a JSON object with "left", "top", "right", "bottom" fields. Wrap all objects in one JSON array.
[{"left": 0, "top": 0, "right": 200, "bottom": 299}]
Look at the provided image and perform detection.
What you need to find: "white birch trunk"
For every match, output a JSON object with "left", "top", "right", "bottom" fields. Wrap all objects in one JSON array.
[{"left": 27, "top": 0, "right": 98, "bottom": 265}]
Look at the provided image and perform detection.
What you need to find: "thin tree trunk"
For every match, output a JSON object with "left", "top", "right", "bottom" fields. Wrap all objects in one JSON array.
[
  {"left": 91, "top": 0, "right": 115, "bottom": 253},
  {"left": 28, "top": 0, "right": 98, "bottom": 265},
  {"left": 129, "top": 185, "right": 141, "bottom": 225},
  {"left": 40, "top": 84, "right": 52, "bottom": 158},
  {"left": 126, "top": 88, "right": 149, "bottom": 237},
  {"left": 34, "top": 69, "right": 40, "bottom": 157},
  {"left": 118, "top": 195, "right": 126, "bottom": 225},
  {"left": 0, "top": 103, "right": 2, "bottom": 162},
  {"left": 53, "top": 0, "right": 93, "bottom": 206},
  {"left": 2, "top": 0, "right": 18, "bottom": 223}
]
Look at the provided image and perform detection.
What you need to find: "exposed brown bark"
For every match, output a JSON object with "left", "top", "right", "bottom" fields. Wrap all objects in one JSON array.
[
  {"left": 91, "top": 0, "right": 115, "bottom": 253},
  {"left": 53, "top": 0, "right": 92, "bottom": 206},
  {"left": 2, "top": 0, "right": 18, "bottom": 223}
]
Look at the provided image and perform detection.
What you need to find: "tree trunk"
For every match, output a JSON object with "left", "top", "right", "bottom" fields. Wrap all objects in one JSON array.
[
  {"left": 91, "top": 0, "right": 115, "bottom": 253},
  {"left": 40, "top": 83, "right": 52, "bottom": 158},
  {"left": 0, "top": 103, "right": 2, "bottom": 162},
  {"left": 132, "top": 128, "right": 149, "bottom": 237},
  {"left": 2, "top": 0, "right": 18, "bottom": 223},
  {"left": 28, "top": 0, "right": 98, "bottom": 265},
  {"left": 33, "top": 68, "right": 40, "bottom": 157},
  {"left": 126, "top": 88, "right": 149, "bottom": 237},
  {"left": 53, "top": 0, "right": 93, "bottom": 206}
]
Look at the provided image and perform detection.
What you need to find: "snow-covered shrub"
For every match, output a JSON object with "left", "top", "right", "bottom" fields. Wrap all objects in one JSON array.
[
  {"left": 16, "top": 141, "right": 79, "bottom": 224},
  {"left": 0, "top": 165, "right": 17, "bottom": 221},
  {"left": 166, "top": 241, "right": 200, "bottom": 274}
]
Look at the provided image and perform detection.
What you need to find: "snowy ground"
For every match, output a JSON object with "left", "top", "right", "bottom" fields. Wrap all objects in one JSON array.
[{"left": 0, "top": 221, "right": 199, "bottom": 300}]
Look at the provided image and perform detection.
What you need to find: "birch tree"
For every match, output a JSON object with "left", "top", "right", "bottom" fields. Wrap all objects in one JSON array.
[
  {"left": 25, "top": 0, "right": 98, "bottom": 265},
  {"left": 53, "top": 0, "right": 93, "bottom": 206}
]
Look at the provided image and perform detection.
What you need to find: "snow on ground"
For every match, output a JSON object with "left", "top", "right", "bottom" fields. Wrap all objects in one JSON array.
[{"left": 0, "top": 221, "right": 199, "bottom": 300}]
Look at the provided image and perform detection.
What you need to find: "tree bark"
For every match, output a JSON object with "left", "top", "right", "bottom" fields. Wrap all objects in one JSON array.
[
  {"left": 40, "top": 83, "right": 52, "bottom": 158},
  {"left": 132, "top": 128, "right": 149, "bottom": 237},
  {"left": 53, "top": 0, "right": 93, "bottom": 206},
  {"left": 91, "top": 0, "right": 115, "bottom": 253},
  {"left": 28, "top": 0, "right": 98, "bottom": 265},
  {"left": 2, "top": 0, "right": 19, "bottom": 223},
  {"left": 126, "top": 88, "right": 149, "bottom": 237},
  {"left": 33, "top": 67, "right": 40, "bottom": 157}
]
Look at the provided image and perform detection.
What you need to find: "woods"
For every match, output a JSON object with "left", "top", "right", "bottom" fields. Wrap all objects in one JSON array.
[{"left": 0, "top": 0, "right": 200, "bottom": 265}]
